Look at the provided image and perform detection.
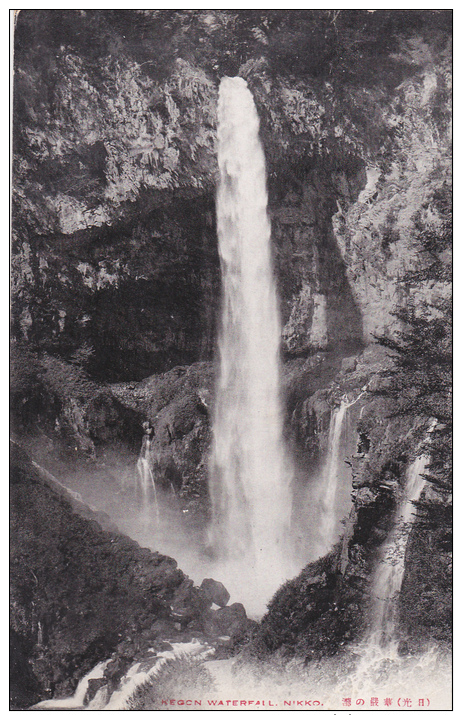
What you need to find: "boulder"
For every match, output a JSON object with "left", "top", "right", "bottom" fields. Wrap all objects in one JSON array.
[
  {"left": 84, "top": 678, "right": 107, "bottom": 706},
  {"left": 199, "top": 578, "right": 230, "bottom": 608},
  {"left": 171, "top": 579, "right": 214, "bottom": 620},
  {"left": 212, "top": 602, "right": 248, "bottom": 638},
  {"left": 104, "top": 656, "right": 131, "bottom": 692},
  {"left": 341, "top": 356, "right": 357, "bottom": 374}
]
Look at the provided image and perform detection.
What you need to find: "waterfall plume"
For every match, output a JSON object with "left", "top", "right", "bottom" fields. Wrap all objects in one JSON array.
[{"left": 208, "top": 76, "right": 294, "bottom": 613}]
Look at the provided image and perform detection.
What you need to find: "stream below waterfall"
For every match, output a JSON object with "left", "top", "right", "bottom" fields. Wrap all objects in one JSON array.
[
  {"left": 30, "top": 430, "right": 451, "bottom": 712},
  {"left": 33, "top": 638, "right": 451, "bottom": 711}
]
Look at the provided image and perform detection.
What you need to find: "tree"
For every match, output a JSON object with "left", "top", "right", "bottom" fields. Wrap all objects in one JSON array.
[{"left": 376, "top": 184, "right": 452, "bottom": 542}]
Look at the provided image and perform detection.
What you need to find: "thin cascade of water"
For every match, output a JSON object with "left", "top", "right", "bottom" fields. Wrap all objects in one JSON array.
[
  {"left": 317, "top": 400, "right": 349, "bottom": 554},
  {"left": 208, "top": 76, "right": 294, "bottom": 612},
  {"left": 316, "top": 391, "right": 365, "bottom": 558},
  {"left": 370, "top": 452, "right": 429, "bottom": 647},
  {"left": 136, "top": 429, "right": 160, "bottom": 526},
  {"left": 33, "top": 660, "right": 110, "bottom": 710},
  {"left": 136, "top": 459, "right": 160, "bottom": 524}
]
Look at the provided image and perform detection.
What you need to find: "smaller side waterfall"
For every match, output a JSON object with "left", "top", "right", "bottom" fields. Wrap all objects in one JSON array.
[
  {"left": 370, "top": 453, "right": 428, "bottom": 646},
  {"left": 315, "top": 392, "right": 365, "bottom": 558},
  {"left": 33, "top": 660, "right": 110, "bottom": 710},
  {"left": 136, "top": 458, "right": 159, "bottom": 520},
  {"left": 136, "top": 423, "right": 160, "bottom": 525},
  {"left": 317, "top": 400, "right": 349, "bottom": 553}
]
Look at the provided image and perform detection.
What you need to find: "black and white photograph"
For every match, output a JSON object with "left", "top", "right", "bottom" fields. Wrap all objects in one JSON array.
[{"left": 10, "top": 9, "right": 452, "bottom": 711}]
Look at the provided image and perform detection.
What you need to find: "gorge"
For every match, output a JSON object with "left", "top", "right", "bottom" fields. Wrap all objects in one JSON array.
[{"left": 11, "top": 10, "right": 452, "bottom": 711}]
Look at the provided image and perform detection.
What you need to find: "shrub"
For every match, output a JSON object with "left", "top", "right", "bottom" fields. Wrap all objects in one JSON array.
[{"left": 126, "top": 655, "right": 213, "bottom": 710}]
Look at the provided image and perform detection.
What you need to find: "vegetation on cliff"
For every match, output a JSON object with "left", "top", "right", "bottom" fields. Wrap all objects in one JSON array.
[
  {"left": 374, "top": 185, "right": 452, "bottom": 645},
  {"left": 251, "top": 185, "right": 452, "bottom": 658}
]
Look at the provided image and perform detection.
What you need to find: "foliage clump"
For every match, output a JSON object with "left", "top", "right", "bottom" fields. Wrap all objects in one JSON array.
[
  {"left": 248, "top": 548, "right": 368, "bottom": 660},
  {"left": 126, "top": 655, "right": 213, "bottom": 710},
  {"left": 373, "top": 185, "right": 452, "bottom": 644}
]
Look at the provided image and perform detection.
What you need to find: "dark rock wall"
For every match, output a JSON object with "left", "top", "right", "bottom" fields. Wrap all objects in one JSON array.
[
  {"left": 12, "top": 195, "right": 220, "bottom": 382},
  {"left": 71, "top": 197, "right": 221, "bottom": 381},
  {"left": 271, "top": 164, "right": 365, "bottom": 354},
  {"left": 12, "top": 11, "right": 451, "bottom": 380}
]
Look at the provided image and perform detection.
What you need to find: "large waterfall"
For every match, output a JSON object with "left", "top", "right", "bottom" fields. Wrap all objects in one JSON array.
[{"left": 208, "top": 77, "right": 293, "bottom": 613}]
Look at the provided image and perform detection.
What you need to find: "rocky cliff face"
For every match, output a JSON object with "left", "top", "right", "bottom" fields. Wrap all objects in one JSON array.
[
  {"left": 251, "top": 339, "right": 451, "bottom": 659},
  {"left": 13, "top": 11, "right": 221, "bottom": 380},
  {"left": 13, "top": 10, "right": 451, "bottom": 380}
]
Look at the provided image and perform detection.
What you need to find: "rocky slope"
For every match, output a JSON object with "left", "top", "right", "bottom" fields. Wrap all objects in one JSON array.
[
  {"left": 10, "top": 444, "right": 254, "bottom": 709},
  {"left": 249, "top": 326, "right": 451, "bottom": 659}
]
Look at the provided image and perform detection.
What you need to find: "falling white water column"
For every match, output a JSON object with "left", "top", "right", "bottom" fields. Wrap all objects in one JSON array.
[
  {"left": 209, "top": 77, "right": 292, "bottom": 603},
  {"left": 317, "top": 400, "right": 349, "bottom": 555},
  {"left": 370, "top": 453, "right": 428, "bottom": 646},
  {"left": 315, "top": 391, "right": 366, "bottom": 559}
]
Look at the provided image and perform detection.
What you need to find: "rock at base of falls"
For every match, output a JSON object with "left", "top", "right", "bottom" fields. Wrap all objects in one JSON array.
[
  {"left": 84, "top": 678, "right": 107, "bottom": 707},
  {"left": 208, "top": 603, "right": 249, "bottom": 639},
  {"left": 199, "top": 578, "right": 230, "bottom": 608}
]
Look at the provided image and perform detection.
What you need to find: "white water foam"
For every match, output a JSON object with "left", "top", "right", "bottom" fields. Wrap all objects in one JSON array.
[
  {"left": 33, "top": 660, "right": 110, "bottom": 710},
  {"left": 208, "top": 77, "right": 295, "bottom": 614},
  {"left": 370, "top": 453, "right": 428, "bottom": 646}
]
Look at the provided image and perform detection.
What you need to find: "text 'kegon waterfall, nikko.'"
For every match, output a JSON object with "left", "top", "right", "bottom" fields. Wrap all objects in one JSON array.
[{"left": 208, "top": 77, "right": 294, "bottom": 611}]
